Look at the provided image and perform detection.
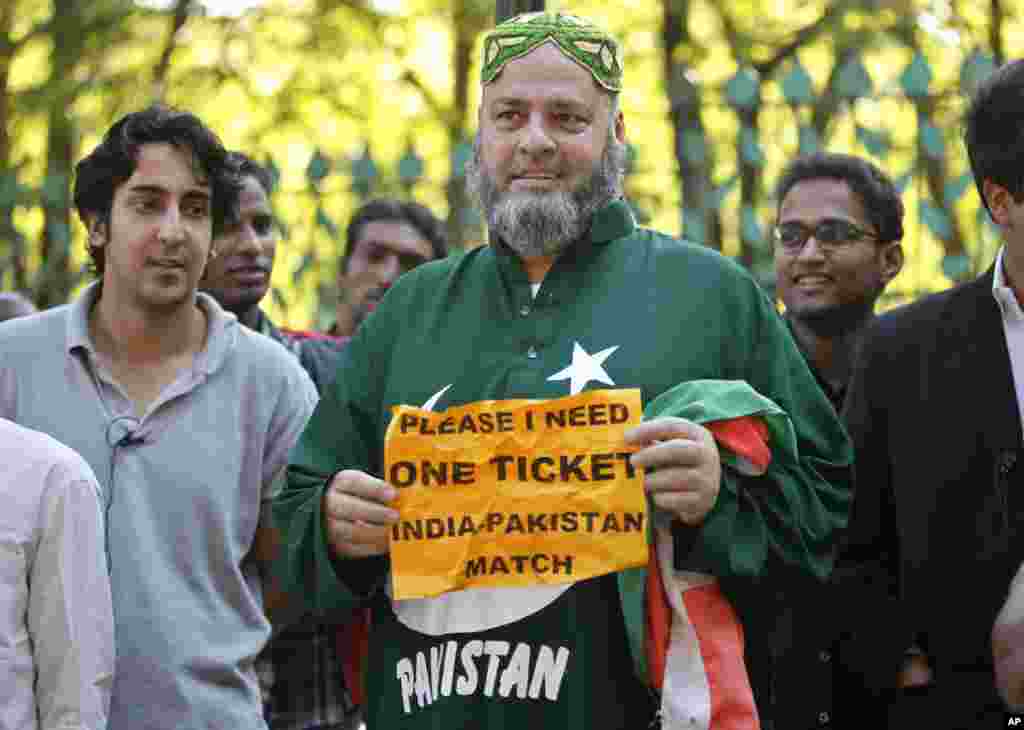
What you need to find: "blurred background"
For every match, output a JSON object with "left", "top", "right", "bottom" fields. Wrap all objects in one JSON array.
[{"left": 0, "top": 0, "right": 1014, "bottom": 327}]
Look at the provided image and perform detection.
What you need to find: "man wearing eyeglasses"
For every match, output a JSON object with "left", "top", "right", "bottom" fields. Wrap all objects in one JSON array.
[
  {"left": 773, "top": 153, "right": 905, "bottom": 414},
  {"left": 768, "top": 153, "right": 904, "bottom": 730}
]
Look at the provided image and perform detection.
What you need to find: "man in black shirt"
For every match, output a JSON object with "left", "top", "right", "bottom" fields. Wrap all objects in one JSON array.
[{"left": 767, "top": 152, "right": 904, "bottom": 730}]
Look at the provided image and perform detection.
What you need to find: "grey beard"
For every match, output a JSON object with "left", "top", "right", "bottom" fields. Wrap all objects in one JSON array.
[{"left": 466, "top": 136, "right": 626, "bottom": 259}]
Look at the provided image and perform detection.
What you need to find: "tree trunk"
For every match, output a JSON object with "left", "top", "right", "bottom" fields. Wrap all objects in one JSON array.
[
  {"left": 660, "top": 0, "right": 722, "bottom": 249},
  {"left": 495, "top": 0, "right": 544, "bottom": 23},
  {"left": 37, "top": 0, "right": 82, "bottom": 308},
  {"left": 152, "top": 0, "right": 193, "bottom": 100},
  {"left": 0, "top": 2, "right": 24, "bottom": 291},
  {"left": 990, "top": 0, "right": 1006, "bottom": 66},
  {"left": 446, "top": 0, "right": 489, "bottom": 249}
]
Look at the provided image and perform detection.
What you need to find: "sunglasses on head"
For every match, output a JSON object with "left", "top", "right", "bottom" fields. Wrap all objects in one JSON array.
[{"left": 773, "top": 218, "right": 878, "bottom": 254}]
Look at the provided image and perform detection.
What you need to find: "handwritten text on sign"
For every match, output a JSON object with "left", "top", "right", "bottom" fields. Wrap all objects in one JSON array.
[{"left": 385, "top": 389, "right": 648, "bottom": 599}]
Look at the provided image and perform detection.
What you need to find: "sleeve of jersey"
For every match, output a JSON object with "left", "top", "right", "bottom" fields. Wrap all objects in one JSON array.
[
  {"left": 669, "top": 288, "right": 853, "bottom": 583},
  {"left": 271, "top": 313, "right": 392, "bottom": 617}
]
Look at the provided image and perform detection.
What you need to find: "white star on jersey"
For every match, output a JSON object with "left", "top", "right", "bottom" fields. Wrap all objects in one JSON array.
[{"left": 547, "top": 342, "right": 619, "bottom": 395}]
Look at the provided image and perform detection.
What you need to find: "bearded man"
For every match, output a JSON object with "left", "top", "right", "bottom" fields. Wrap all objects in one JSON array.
[{"left": 272, "top": 13, "right": 851, "bottom": 730}]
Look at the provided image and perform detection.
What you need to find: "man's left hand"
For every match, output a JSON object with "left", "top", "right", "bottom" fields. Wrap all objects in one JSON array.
[{"left": 625, "top": 417, "right": 721, "bottom": 526}]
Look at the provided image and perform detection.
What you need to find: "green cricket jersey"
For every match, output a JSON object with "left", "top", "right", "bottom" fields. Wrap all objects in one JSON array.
[{"left": 273, "top": 200, "right": 852, "bottom": 729}]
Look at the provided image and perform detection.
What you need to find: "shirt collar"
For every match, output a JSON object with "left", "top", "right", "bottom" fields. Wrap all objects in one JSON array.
[
  {"left": 65, "top": 280, "right": 238, "bottom": 374},
  {"left": 65, "top": 280, "right": 101, "bottom": 356},
  {"left": 993, "top": 246, "right": 1024, "bottom": 322}
]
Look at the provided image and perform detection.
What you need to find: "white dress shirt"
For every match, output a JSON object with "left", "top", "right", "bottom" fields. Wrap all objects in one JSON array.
[
  {"left": 0, "top": 418, "right": 114, "bottom": 730},
  {"left": 992, "top": 247, "right": 1024, "bottom": 436}
]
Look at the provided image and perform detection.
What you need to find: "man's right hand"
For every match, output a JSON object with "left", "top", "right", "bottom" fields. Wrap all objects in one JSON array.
[{"left": 322, "top": 469, "right": 400, "bottom": 559}]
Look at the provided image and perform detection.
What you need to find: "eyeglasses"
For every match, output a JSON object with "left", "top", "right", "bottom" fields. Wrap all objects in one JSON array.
[{"left": 773, "top": 218, "right": 878, "bottom": 254}]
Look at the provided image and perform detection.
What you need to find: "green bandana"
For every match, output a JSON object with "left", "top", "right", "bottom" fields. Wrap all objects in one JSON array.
[{"left": 481, "top": 12, "right": 622, "bottom": 92}]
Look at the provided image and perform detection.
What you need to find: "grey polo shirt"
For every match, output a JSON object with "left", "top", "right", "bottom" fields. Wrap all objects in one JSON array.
[{"left": 0, "top": 283, "right": 318, "bottom": 730}]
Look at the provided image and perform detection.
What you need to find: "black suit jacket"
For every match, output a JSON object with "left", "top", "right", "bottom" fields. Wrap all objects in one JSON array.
[{"left": 841, "top": 267, "right": 1024, "bottom": 727}]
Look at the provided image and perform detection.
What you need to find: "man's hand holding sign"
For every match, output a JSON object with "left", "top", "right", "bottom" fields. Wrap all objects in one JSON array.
[
  {"left": 321, "top": 389, "right": 724, "bottom": 597},
  {"left": 322, "top": 471, "right": 398, "bottom": 559},
  {"left": 625, "top": 417, "right": 722, "bottom": 527}
]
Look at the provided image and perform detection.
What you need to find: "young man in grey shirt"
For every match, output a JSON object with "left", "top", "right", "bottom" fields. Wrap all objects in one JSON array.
[{"left": 0, "top": 105, "right": 317, "bottom": 730}]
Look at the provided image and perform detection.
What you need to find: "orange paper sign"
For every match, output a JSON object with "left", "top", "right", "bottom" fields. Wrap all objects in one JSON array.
[{"left": 385, "top": 389, "right": 648, "bottom": 599}]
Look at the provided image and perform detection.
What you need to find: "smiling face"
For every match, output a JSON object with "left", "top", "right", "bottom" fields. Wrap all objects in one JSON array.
[
  {"left": 95, "top": 142, "right": 213, "bottom": 313},
  {"left": 775, "top": 178, "right": 901, "bottom": 333},
  {"left": 471, "top": 41, "right": 625, "bottom": 258},
  {"left": 201, "top": 175, "right": 276, "bottom": 318}
]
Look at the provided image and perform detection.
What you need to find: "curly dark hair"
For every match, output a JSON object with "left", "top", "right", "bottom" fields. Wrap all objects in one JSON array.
[
  {"left": 341, "top": 198, "right": 448, "bottom": 274},
  {"left": 73, "top": 104, "right": 240, "bottom": 275},
  {"left": 226, "top": 151, "right": 274, "bottom": 196},
  {"left": 775, "top": 152, "right": 905, "bottom": 244}
]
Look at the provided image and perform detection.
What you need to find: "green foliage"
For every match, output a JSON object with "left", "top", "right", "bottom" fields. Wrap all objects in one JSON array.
[
  {"left": 856, "top": 125, "right": 890, "bottom": 158},
  {"left": 798, "top": 126, "right": 821, "bottom": 156},
  {"left": 782, "top": 62, "right": 815, "bottom": 106},
  {"left": 740, "top": 203, "right": 763, "bottom": 245},
  {"left": 941, "top": 253, "right": 971, "bottom": 280},
  {"left": 350, "top": 146, "right": 378, "bottom": 199},
  {"left": 725, "top": 67, "right": 760, "bottom": 110},
  {"left": 944, "top": 172, "right": 973, "bottom": 206},
  {"left": 740, "top": 126, "right": 765, "bottom": 167},
  {"left": 899, "top": 52, "right": 932, "bottom": 98},
  {"left": 920, "top": 200, "right": 952, "bottom": 240},
  {"left": 398, "top": 145, "right": 425, "bottom": 190},
  {"left": 960, "top": 48, "right": 995, "bottom": 96},
  {"left": 834, "top": 54, "right": 873, "bottom": 99},
  {"left": 305, "top": 148, "right": 331, "bottom": 187},
  {"left": 919, "top": 122, "right": 945, "bottom": 160},
  {"left": 0, "top": 0, "right": 1015, "bottom": 321},
  {"left": 681, "top": 129, "right": 707, "bottom": 165}
]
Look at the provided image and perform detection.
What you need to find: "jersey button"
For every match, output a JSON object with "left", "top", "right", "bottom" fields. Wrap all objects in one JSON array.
[
  {"left": 818, "top": 711, "right": 830, "bottom": 725},
  {"left": 526, "top": 345, "right": 538, "bottom": 359},
  {"left": 520, "top": 304, "right": 531, "bottom": 317}
]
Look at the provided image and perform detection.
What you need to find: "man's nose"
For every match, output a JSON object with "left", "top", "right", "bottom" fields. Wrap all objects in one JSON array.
[
  {"left": 234, "top": 223, "right": 263, "bottom": 256},
  {"left": 376, "top": 255, "right": 402, "bottom": 285},
  {"left": 518, "top": 114, "right": 556, "bottom": 158},
  {"left": 157, "top": 207, "right": 186, "bottom": 244},
  {"left": 796, "top": 234, "right": 826, "bottom": 260}
]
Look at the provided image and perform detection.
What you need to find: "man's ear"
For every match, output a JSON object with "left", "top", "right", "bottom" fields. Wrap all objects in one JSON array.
[
  {"left": 879, "top": 242, "right": 905, "bottom": 284},
  {"left": 88, "top": 218, "right": 107, "bottom": 248},
  {"left": 613, "top": 109, "right": 626, "bottom": 145},
  {"left": 984, "top": 179, "right": 1014, "bottom": 226}
]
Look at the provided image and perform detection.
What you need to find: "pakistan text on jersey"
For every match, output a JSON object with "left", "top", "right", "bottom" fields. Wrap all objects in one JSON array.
[
  {"left": 391, "top": 510, "right": 645, "bottom": 542},
  {"left": 396, "top": 640, "right": 571, "bottom": 715}
]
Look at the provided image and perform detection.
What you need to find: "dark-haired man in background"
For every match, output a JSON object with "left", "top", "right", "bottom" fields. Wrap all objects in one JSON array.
[
  {"left": 767, "top": 152, "right": 904, "bottom": 730},
  {"left": 201, "top": 152, "right": 343, "bottom": 392},
  {"left": 330, "top": 198, "right": 448, "bottom": 338},
  {"left": 843, "top": 59, "right": 1024, "bottom": 728},
  {"left": 0, "top": 105, "right": 317, "bottom": 730}
]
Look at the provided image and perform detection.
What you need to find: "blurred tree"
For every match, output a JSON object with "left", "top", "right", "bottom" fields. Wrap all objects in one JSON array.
[
  {"left": 496, "top": 0, "right": 545, "bottom": 22},
  {"left": 0, "top": 0, "right": 1016, "bottom": 323}
]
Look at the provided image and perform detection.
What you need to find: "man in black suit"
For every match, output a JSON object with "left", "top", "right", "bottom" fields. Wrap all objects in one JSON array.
[{"left": 842, "top": 59, "right": 1024, "bottom": 729}]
